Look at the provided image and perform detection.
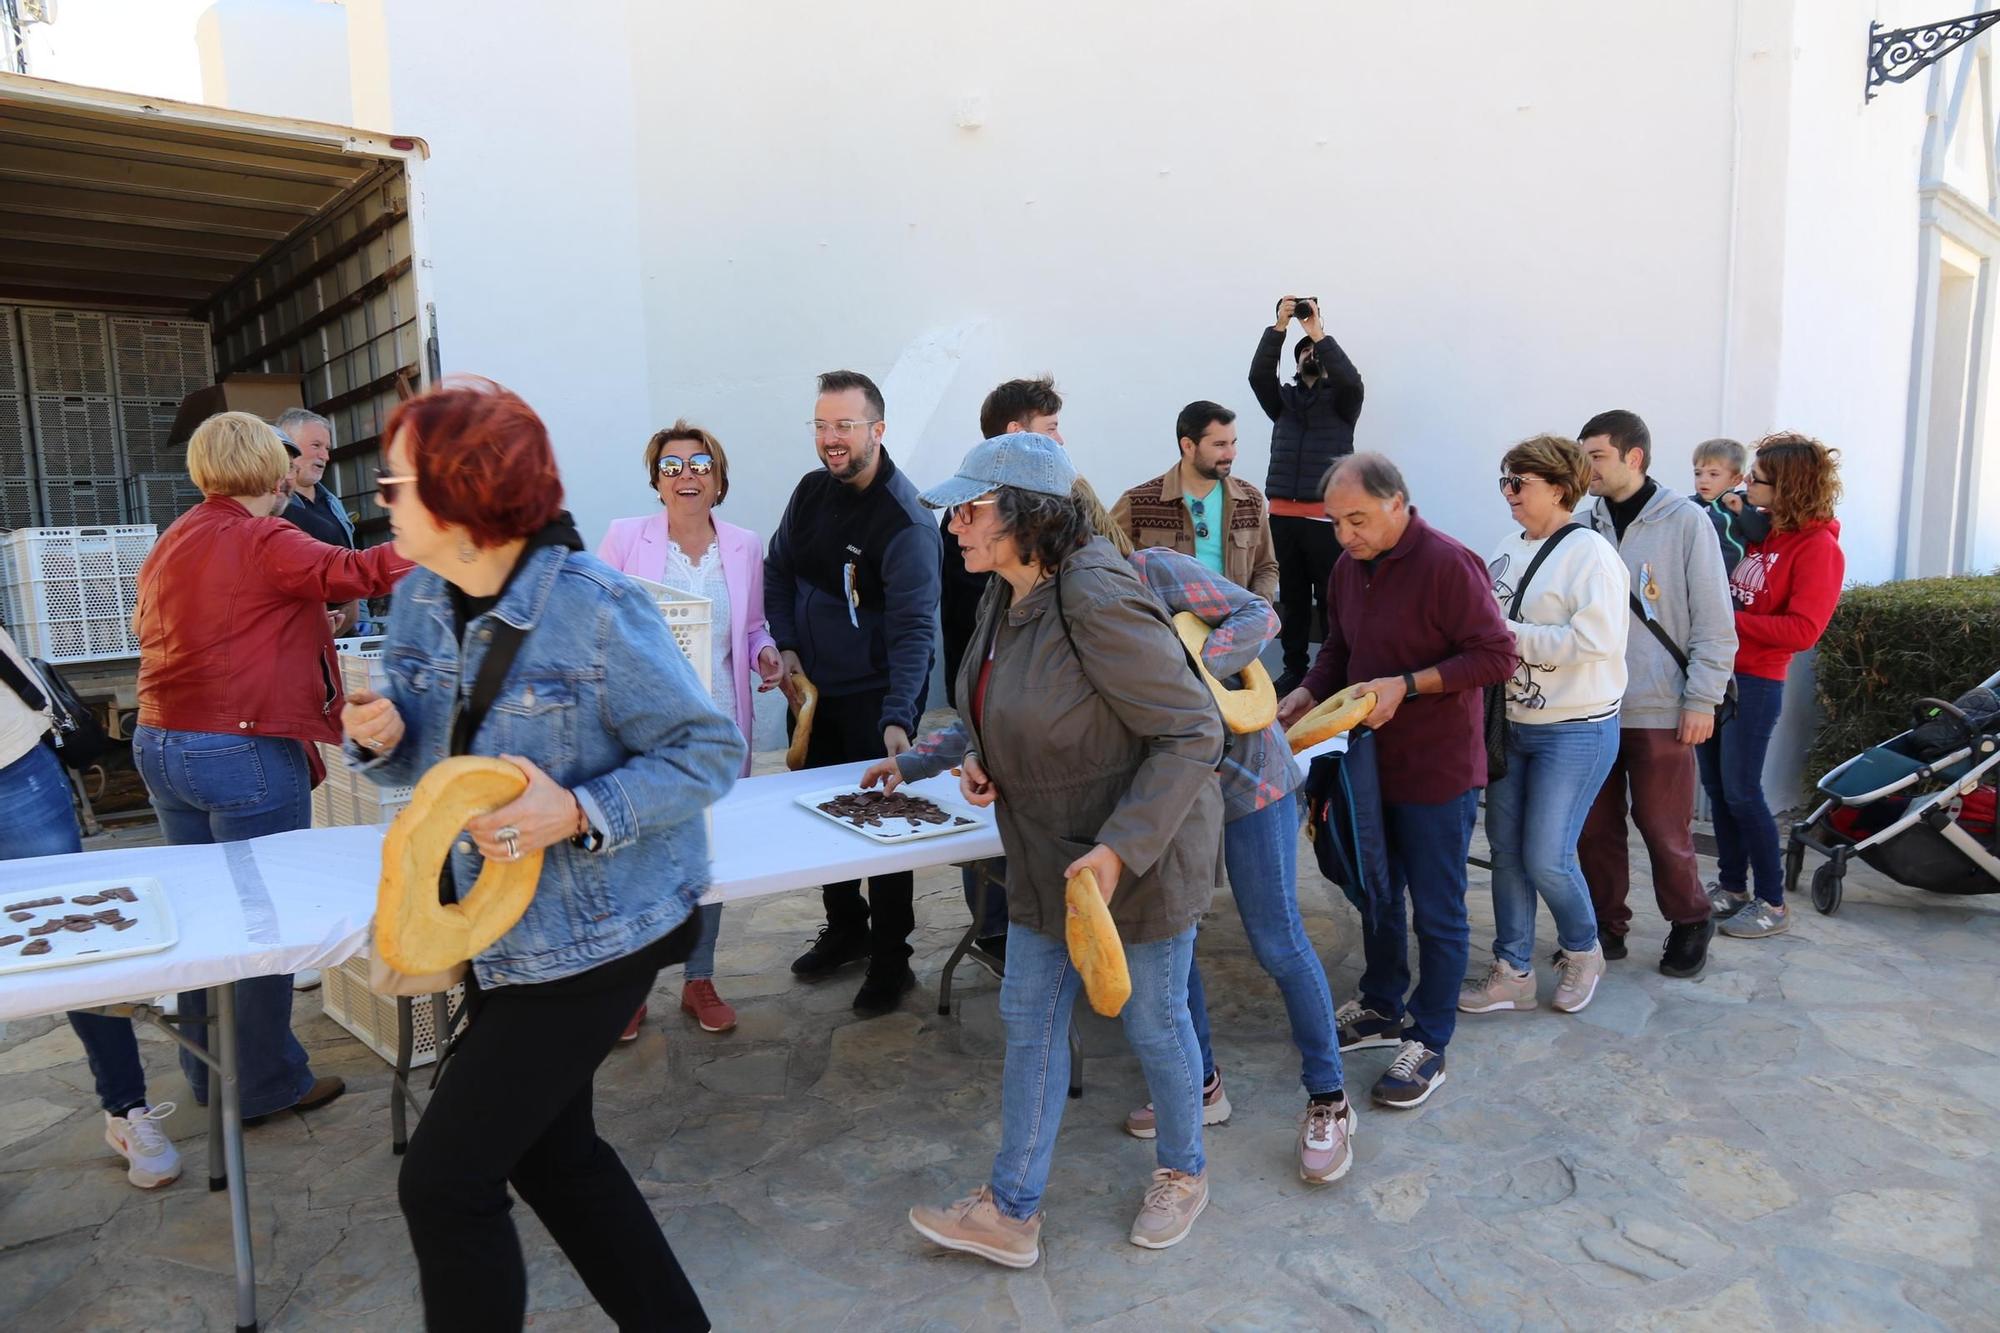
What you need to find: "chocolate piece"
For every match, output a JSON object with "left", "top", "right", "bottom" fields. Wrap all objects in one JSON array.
[
  {"left": 3, "top": 897, "right": 62, "bottom": 912},
  {"left": 0, "top": 934, "right": 19, "bottom": 947},
  {"left": 21, "top": 939, "right": 51, "bottom": 956},
  {"left": 63, "top": 920, "right": 96, "bottom": 933},
  {"left": 110, "top": 919, "right": 138, "bottom": 932},
  {"left": 815, "top": 790, "right": 956, "bottom": 832},
  {"left": 92, "top": 909, "right": 123, "bottom": 923},
  {"left": 70, "top": 893, "right": 106, "bottom": 906},
  {"left": 28, "top": 921, "right": 62, "bottom": 937},
  {"left": 103, "top": 887, "right": 137, "bottom": 904},
  {"left": 8, "top": 911, "right": 31, "bottom": 923}
]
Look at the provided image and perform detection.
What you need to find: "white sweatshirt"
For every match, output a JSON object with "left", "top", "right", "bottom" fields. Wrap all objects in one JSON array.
[
  {"left": 1484, "top": 525, "right": 1631, "bottom": 725},
  {"left": 0, "top": 627, "right": 55, "bottom": 770}
]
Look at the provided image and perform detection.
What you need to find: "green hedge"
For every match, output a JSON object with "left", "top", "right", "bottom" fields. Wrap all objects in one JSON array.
[{"left": 1808, "top": 572, "right": 2000, "bottom": 786}]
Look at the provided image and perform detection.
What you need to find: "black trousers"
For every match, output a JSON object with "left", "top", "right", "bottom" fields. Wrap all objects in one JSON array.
[
  {"left": 1271, "top": 514, "right": 1339, "bottom": 679},
  {"left": 399, "top": 941, "right": 708, "bottom": 1332},
  {"left": 789, "top": 684, "right": 916, "bottom": 964}
]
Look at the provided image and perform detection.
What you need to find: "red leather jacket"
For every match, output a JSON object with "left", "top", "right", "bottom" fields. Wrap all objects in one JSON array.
[{"left": 136, "top": 498, "right": 411, "bottom": 776}]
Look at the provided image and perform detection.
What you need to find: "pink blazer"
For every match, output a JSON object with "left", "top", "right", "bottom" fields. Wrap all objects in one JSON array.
[{"left": 597, "top": 512, "right": 777, "bottom": 777}]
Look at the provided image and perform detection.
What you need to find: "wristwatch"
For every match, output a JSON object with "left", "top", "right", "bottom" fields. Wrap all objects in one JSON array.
[
  {"left": 1401, "top": 671, "right": 1418, "bottom": 697},
  {"left": 570, "top": 790, "right": 606, "bottom": 852}
]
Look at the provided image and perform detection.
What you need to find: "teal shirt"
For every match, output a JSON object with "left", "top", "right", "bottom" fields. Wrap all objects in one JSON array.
[{"left": 1183, "top": 490, "right": 1226, "bottom": 576}]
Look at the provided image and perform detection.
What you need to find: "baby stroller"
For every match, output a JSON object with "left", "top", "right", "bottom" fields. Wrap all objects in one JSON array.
[{"left": 1784, "top": 669, "right": 2000, "bottom": 915}]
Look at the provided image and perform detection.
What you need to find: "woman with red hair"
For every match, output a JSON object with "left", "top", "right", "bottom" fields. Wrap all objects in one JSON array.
[{"left": 343, "top": 376, "right": 741, "bottom": 1330}]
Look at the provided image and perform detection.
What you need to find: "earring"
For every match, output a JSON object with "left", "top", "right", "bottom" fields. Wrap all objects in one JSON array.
[{"left": 456, "top": 539, "right": 477, "bottom": 564}]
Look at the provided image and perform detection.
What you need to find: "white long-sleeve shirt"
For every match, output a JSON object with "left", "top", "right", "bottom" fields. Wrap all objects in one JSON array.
[
  {"left": 1485, "top": 525, "right": 1630, "bottom": 725},
  {"left": 0, "top": 627, "right": 55, "bottom": 770}
]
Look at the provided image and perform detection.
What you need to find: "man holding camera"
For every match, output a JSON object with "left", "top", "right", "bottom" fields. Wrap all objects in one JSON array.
[{"left": 1251, "top": 295, "right": 1364, "bottom": 695}]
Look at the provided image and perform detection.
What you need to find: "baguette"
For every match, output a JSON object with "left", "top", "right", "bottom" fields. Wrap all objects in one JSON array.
[
  {"left": 375, "top": 756, "right": 544, "bottom": 974},
  {"left": 1172, "top": 611, "right": 1278, "bottom": 734},
  {"left": 1284, "top": 684, "right": 1376, "bottom": 754},
  {"left": 1065, "top": 868, "right": 1132, "bottom": 1017},
  {"left": 785, "top": 671, "right": 819, "bottom": 771}
]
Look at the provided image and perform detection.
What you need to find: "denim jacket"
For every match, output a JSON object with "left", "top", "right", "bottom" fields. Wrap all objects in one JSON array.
[{"left": 353, "top": 545, "right": 744, "bottom": 986}]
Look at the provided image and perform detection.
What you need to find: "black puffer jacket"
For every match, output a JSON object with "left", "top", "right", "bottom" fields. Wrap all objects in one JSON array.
[{"left": 1250, "top": 326, "right": 1364, "bottom": 501}]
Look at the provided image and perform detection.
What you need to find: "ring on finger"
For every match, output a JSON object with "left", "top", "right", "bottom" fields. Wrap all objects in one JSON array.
[{"left": 501, "top": 834, "right": 520, "bottom": 860}]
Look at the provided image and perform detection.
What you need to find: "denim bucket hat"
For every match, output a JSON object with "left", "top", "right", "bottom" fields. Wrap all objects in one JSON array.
[{"left": 918, "top": 431, "right": 1076, "bottom": 509}]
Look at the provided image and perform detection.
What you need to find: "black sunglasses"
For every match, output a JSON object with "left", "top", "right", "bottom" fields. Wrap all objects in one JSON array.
[
  {"left": 1188, "top": 497, "right": 1210, "bottom": 541},
  {"left": 1498, "top": 474, "right": 1533, "bottom": 496},
  {"left": 657, "top": 453, "right": 715, "bottom": 479}
]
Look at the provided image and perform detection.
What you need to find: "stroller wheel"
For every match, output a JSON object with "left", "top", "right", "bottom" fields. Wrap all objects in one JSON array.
[{"left": 1811, "top": 862, "right": 1844, "bottom": 915}]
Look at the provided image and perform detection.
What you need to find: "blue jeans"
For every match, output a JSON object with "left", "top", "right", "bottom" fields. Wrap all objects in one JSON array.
[
  {"left": 134, "top": 726, "right": 318, "bottom": 1117},
  {"left": 990, "top": 923, "right": 1202, "bottom": 1220},
  {"left": 1186, "top": 792, "right": 1343, "bottom": 1095},
  {"left": 681, "top": 901, "right": 722, "bottom": 980},
  {"left": 1358, "top": 790, "right": 1478, "bottom": 1051},
  {"left": 1486, "top": 716, "right": 1621, "bottom": 970},
  {"left": 0, "top": 744, "right": 146, "bottom": 1113},
  {"left": 960, "top": 859, "right": 1010, "bottom": 939},
  {"left": 1696, "top": 674, "right": 1788, "bottom": 905}
]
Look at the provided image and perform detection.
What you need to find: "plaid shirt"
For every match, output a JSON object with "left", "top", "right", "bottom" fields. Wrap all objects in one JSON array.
[{"left": 900, "top": 546, "right": 1300, "bottom": 819}]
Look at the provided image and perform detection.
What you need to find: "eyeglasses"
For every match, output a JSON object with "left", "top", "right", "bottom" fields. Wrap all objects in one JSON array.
[
  {"left": 810, "top": 419, "right": 881, "bottom": 439},
  {"left": 374, "top": 473, "right": 418, "bottom": 506},
  {"left": 1749, "top": 472, "right": 1774, "bottom": 486},
  {"left": 1188, "top": 497, "right": 1210, "bottom": 541},
  {"left": 656, "top": 453, "right": 715, "bottom": 478},
  {"left": 1498, "top": 474, "right": 1536, "bottom": 496},
  {"left": 949, "top": 497, "right": 998, "bottom": 524}
]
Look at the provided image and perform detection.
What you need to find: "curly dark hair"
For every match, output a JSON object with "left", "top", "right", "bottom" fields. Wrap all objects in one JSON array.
[
  {"left": 1753, "top": 431, "right": 1843, "bottom": 532},
  {"left": 992, "top": 485, "right": 1091, "bottom": 571}
]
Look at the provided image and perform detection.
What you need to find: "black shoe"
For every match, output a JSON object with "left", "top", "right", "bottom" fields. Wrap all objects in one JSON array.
[
  {"left": 1660, "top": 917, "right": 1715, "bottom": 979},
  {"left": 791, "top": 925, "right": 871, "bottom": 979},
  {"left": 853, "top": 963, "right": 917, "bottom": 1016},
  {"left": 975, "top": 933, "right": 1007, "bottom": 966},
  {"left": 1600, "top": 933, "right": 1628, "bottom": 961}
]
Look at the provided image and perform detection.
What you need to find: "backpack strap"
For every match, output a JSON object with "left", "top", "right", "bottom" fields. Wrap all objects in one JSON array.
[{"left": 1507, "top": 523, "right": 1584, "bottom": 618}]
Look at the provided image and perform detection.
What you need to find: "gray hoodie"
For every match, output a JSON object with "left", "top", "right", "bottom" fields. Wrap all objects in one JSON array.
[{"left": 1584, "top": 482, "right": 1737, "bottom": 730}]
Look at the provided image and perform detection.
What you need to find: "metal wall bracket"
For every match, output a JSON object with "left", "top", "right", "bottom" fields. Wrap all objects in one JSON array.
[{"left": 1869, "top": 12, "right": 2000, "bottom": 101}]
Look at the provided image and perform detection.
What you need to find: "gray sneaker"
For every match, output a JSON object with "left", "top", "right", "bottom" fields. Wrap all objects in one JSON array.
[
  {"left": 1706, "top": 881, "right": 1751, "bottom": 919},
  {"left": 1129, "top": 1168, "right": 1208, "bottom": 1249},
  {"left": 1720, "top": 900, "right": 1790, "bottom": 938},
  {"left": 1457, "top": 959, "right": 1536, "bottom": 1013}
]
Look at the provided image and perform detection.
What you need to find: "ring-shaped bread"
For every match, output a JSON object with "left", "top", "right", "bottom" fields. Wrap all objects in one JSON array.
[
  {"left": 1172, "top": 611, "right": 1278, "bottom": 734},
  {"left": 1284, "top": 684, "right": 1378, "bottom": 754},
  {"left": 375, "top": 756, "right": 544, "bottom": 973}
]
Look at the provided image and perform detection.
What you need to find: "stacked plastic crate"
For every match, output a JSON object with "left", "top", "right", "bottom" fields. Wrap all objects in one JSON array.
[
  {"left": 111, "top": 318, "right": 211, "bottom": 526},
  {"left": 21, "top": 310, "right": 125, "bottom": 526},
  {"left": 0, "top": 309, "right": 31, "bottom": 529},
  {"left": 0, "top": 524, "right": 157, "bottom": 663}
]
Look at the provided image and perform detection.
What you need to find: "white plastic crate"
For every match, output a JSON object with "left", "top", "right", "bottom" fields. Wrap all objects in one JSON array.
[
  {"left": 0, "top": 525, "right": 155, "bottom": 662},
  {"left": 321, "top": 951, "right": 461, "bottom": 1068},
  {"left": 0, "top": 396, "right": 27, "bottom": 473},
  {"left": 20, "top": 310, "right": 111, "bottom": 396},
  {"left": 126, "top": 473, "right": 203, "bottom": 527},
  {"left": 627, "top": 577, "right": 713, "bottom": 692},
  {"left": 118, "top": 400, "right": 183, "bottom": 473},
  {"left": 0, "top": 478, "right": 36, "bottom": 531},
  {"left": 109, "top": 317, "right": 214, "bottom": 400},
  {"left": 30, "top": 396, "right": 122, "bottom": 476}
]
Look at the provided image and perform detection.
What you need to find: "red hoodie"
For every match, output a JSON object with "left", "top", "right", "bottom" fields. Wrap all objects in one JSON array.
[{"left": 1727, "top": 517, "right": 1843, "bottom": 681}]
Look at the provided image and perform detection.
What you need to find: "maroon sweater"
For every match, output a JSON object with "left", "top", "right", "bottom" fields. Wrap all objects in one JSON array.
[{"left": 1299, "top": 511, "right": 1517, "bottom": 805}]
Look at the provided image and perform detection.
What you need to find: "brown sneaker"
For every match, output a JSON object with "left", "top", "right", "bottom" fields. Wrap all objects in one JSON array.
[
  {"left": 908, "top": 1186, "right": 1041, "bottom": 1269},
  {"left": 679, "top": 979, "right": 737, "bottom": 1032},
  {"left": 1129, "top": 1168, "right": 1208, "bottom": 1249},
  {"left": 1551, "top": 944, "right": 1606, "bottom": 1013},
  {"left": 1298, "top": 1097, "right": 1356, "bottom": 1184},
  {"left": 1123, "top": 1070, "right": 1231, "bottom": 1140},
  {"left": 1457, "top": 959, "right": 1536, "bottom": 1013}
]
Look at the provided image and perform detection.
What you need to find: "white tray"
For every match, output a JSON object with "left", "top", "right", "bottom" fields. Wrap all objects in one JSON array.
[
  {"left": 0, "top": 876, "right": 179, "bottom": 977},
  {"left": 794, "top": 785, "right": 990, "bottom": 846}
]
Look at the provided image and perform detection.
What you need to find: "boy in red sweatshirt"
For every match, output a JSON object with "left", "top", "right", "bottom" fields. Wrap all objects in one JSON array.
[{"left": 1701, "top": 433, "right": 1845, "bottom": 938}]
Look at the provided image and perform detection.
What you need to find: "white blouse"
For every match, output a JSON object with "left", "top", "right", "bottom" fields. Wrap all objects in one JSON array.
[{"left": 658, "top": 536, "right": 735, "bottom": 724}]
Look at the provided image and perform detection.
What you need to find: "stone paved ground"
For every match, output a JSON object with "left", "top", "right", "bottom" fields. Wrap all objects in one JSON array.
[{"left": 3, "top": 755, "right": 1998, "bottom": 1330}]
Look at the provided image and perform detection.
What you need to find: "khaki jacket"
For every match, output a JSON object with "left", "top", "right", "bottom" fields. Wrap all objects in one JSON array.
[
  {"left": 1111, "top": 465, "right": 1280, "bottom": 602},
  {"left": 960, "top": 539, "right": 1224, "bottom": 945}
]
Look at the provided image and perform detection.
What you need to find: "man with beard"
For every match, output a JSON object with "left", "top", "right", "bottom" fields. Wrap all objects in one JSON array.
[
  {"left": 1111, "top": 401, "right": 1279, "bottom": 600},
  {"left": 1252, "top": 296, "right": 1364, "bottom": 694},
  {"left": 274, "top": 407, "right": 360, "bottom": 638},
  {"left": 766, "top": 369, "right": 943, "bottom": 1015}
]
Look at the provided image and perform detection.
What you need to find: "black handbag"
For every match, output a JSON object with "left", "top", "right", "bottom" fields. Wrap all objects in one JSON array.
[
  {"left": 1627, "top": 594, "right": 1739, "bottom": 728},
  {"left": 1485, "top": 524, "right": 1584, "bottom": 781},
  {"left": 1, "top": 647, "right": 111, "bottom": 771}
]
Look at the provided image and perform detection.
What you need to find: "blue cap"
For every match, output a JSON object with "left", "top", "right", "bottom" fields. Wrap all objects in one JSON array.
[{"left": 919, "top": 431, "right": 1076, "bottom": 509}]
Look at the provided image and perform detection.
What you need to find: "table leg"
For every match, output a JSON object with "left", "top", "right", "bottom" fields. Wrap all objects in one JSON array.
[
  {"left": 938, "top": 861, "right": 1002, "bottom": 1016},
  {"left": 213, "top": 983, "right": 259, "bottom": 1332},
  {"left": 391, "top": 996, "right": 413, "bottom": 1154},
  {"left": 1068, "top": 1019, "right": 1083, "bottom": 1099},
  {"left": 207, "top": 1072, "right": 225, "bottom": 1191}
]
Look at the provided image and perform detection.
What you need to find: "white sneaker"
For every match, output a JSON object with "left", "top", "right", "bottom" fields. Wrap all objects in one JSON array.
[
  {"left": 293, "top": 969, "right": 323, "bottom": 992},
  {"left": 105, "top": 1104, "right": 182, "bottom": 1189}
]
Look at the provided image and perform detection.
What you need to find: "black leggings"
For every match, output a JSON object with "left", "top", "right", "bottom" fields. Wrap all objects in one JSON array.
[{"left": 398, "top": 940, "right": 707, "bottom": 1331}]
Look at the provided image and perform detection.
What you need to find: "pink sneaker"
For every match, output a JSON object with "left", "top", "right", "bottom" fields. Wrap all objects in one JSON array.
[
  {"left": 680, "top": 979, "right": 737, "bottom": 1032},
  {"left": 618, "top": 1004, "right": 646, "bottom": 1043},
  {"left": 1123, "top": 1071, "right": 1231, "bottom": 1139},
  {"left": 1297, "top": 1097, "right": 1356, "bottom": 1184}
]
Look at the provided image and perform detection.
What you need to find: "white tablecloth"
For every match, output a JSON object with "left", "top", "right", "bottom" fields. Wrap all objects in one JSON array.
[{"left": 0, "top": 762, "right": 1000, "bottom": 1024}]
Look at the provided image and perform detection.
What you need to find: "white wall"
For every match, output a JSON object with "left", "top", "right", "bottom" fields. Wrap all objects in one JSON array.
[{"left": 196, "top": 0, "right": 350, "bottom": 125}]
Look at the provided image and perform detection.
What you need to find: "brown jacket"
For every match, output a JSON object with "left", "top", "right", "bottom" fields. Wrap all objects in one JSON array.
[
  {"left": 960, "top": 538, "right": 1224, "bottom": 945},
  {"left": 1111, "top": 465, "right": 1280, "bottom": 602}
]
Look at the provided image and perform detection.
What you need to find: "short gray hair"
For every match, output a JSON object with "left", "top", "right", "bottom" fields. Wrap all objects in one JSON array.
[
  {"left": 1321, "top": 452, "right": 1409, "bottom": 504},
  {"left": 273, "top": 407, "right": 334, "bottom": 443}
]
